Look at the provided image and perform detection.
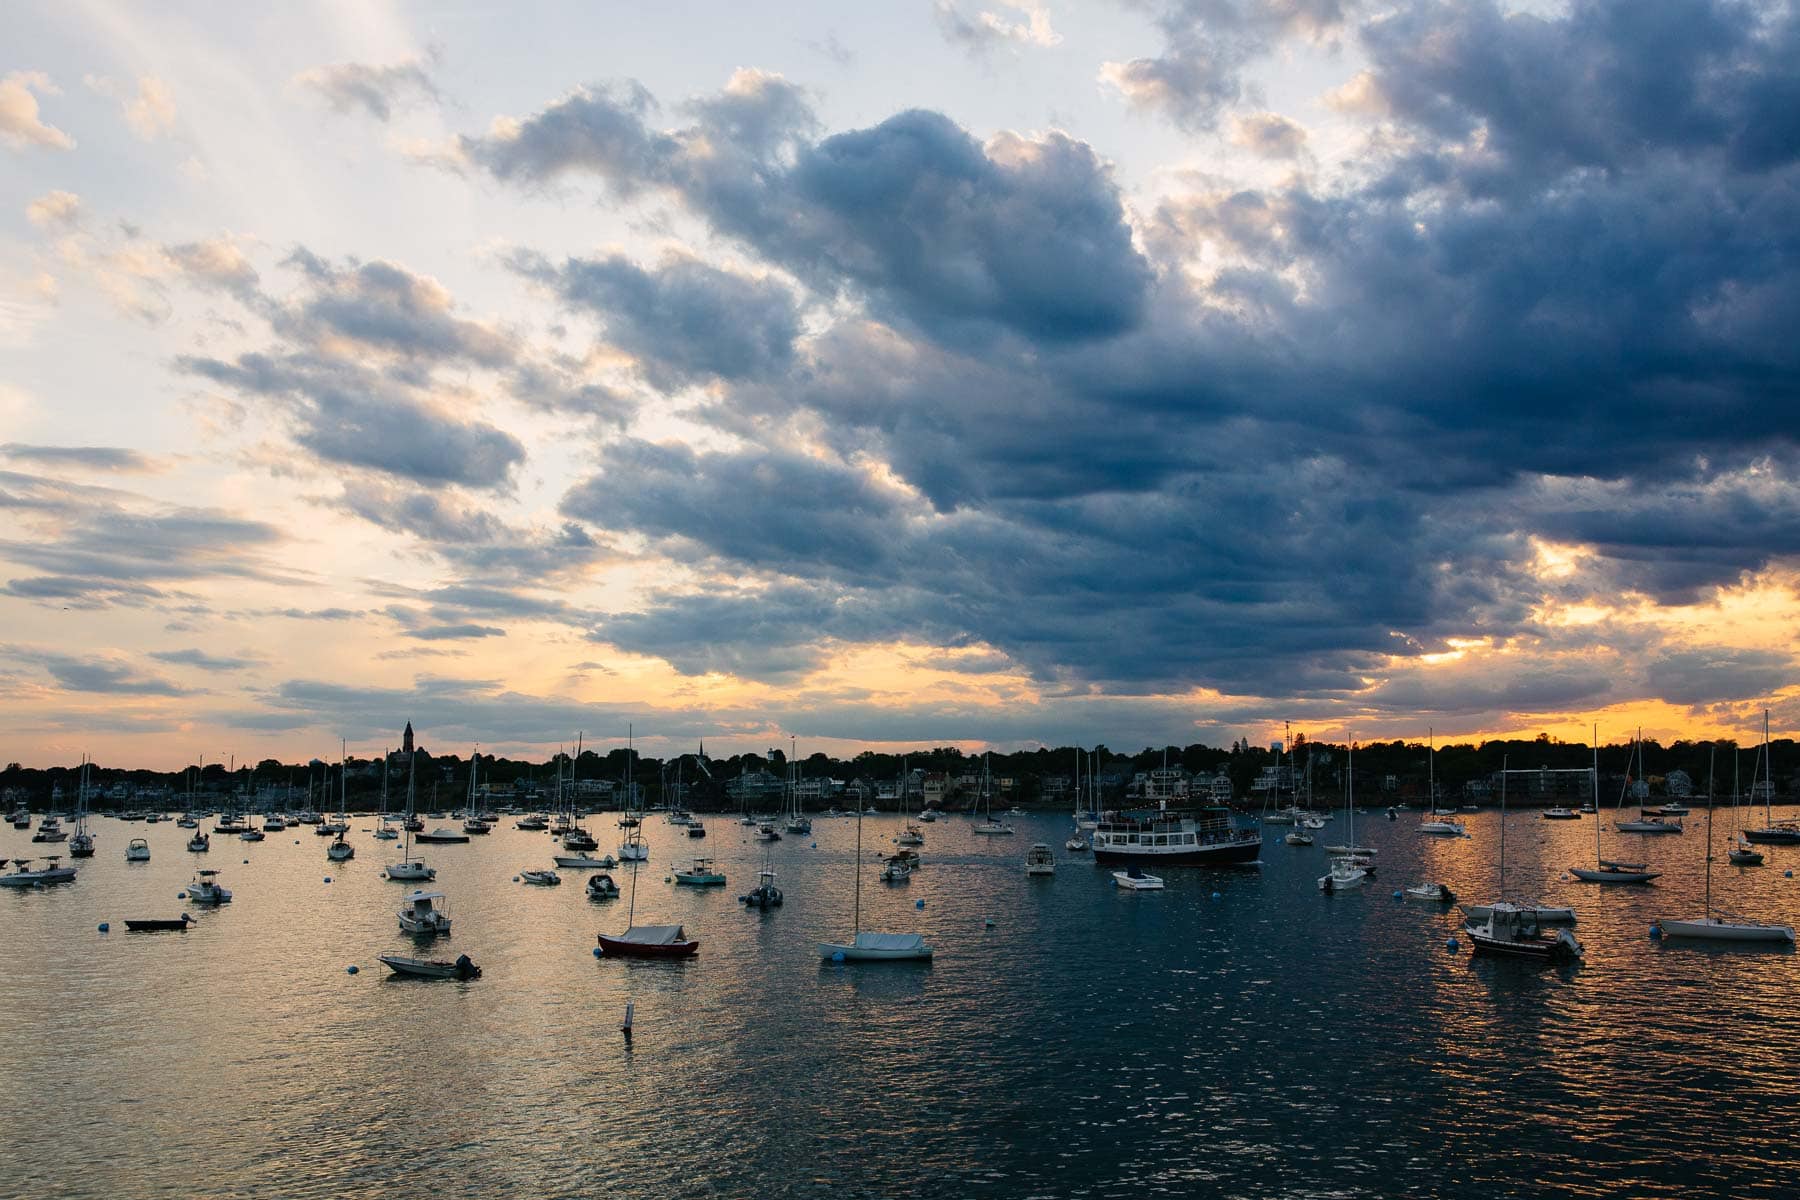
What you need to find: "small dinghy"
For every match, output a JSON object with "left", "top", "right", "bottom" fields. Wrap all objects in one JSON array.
[
  {"left": 739, "top": 869, "right": 782, "bottom": 908},
  {"left": 519, "top": 869, "right": 561, "bottom": 886},
  {"left": 1113, "top": 867, "right": 1164, "bottom": 890},
  {"left": 586, "top": 873, "right": 620, "bottom": 901},
  {"left": 378, "top": 953, "right": 482, "bottom": 980},
  {"left": 1403, "top": 882, "right": 1456, "bottom": 903},
  {"left": 125, "top": 914, "right": 195, "bottom": 932}
]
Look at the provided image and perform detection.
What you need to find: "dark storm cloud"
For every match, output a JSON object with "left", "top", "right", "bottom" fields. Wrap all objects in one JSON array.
[
  {"left": 296, "top": 58, "right": 439, "bottom": 122},
  {"left": 479, "top": 9, "right": 1796, "bottom": 707},
  {"left": 459, "top": 75, "right": 1151, "bottom": 345},
  {"left": 1647, "top": 648, "right": 1796, "bottom": 707},
  {"left": 515, "top": 251, "right": 801, "bottom": 387},
  {"left": 180, "top": 351, "right": 525, "bottom": 489}
]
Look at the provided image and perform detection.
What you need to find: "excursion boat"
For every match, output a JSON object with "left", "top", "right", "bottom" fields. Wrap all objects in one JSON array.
[
  {"left": 598, "top": 924, "right": 699, "bottom": 958},
  {"left": 184, "top": 869, "right": 232, "bottom": 904},
  {"left": 378, "top": 953, "right": 481, "bottom": 980},
  {"left": 1112, "top": 867, "right": 1164, "bottom": 890},
  {"left": 672, "top": 858, "right": 726, "bottom": 886},
  {"left": 587, "top": 873, "right": 621, "bottom": 901},
  {"left": 398, "top": 890, "right": 452, "bottom": 936},
  {"left": 125, "top": 838, "right": 150, "bottom": 862},
  {"left": 1024, "top": 844, "right": 1055, "bottom": 875},
  {"left": 1092, "top": 805, "right": 1261, "bottom": 866}
]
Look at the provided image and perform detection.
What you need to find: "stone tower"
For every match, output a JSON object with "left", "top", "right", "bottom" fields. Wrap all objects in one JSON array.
[{"left": 403, "top": 722, "right": 414, "bottom": 755}]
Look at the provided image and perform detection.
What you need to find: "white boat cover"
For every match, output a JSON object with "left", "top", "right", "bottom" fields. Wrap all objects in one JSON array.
[
  {"left": 616, "top": 924, "right": 686, "bottom": 944},
  {"left": 853, "top": 932, "right": 927, "bottom": 952},
  {"left": 404, "top": 890, "right": 445, "bottom": 902}
]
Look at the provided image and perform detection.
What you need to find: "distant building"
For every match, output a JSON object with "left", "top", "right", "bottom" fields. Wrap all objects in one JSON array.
[{"left": 1664, "top": 770, "right": 1692, "bottom": 797}]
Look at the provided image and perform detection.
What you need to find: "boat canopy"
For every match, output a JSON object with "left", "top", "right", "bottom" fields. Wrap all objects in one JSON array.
[
  {"left": 616, "top": 924, "right": 687, "bottom": 945},
  {"left": 852, "top": 932, "right": 927, "bottom": 952},
  {"left": 404, "top": 890, "right": 445, "bottom": 902}
]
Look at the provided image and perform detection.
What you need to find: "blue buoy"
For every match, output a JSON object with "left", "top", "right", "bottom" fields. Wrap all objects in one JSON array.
[
  {"left": 1787, "top": 870, "right": 1794, "bottom": 879},
  {"left": 1211, "top": 891, "right": 1222, "bottom": 901},
  {"left": 1445, "top": 936, "right": 1460, "bottom": 953},
  {"left": 323, "top": 876, "right": 332, "bottom": 883},
  {"left": 177, "top": 892, "right": 185, "bottom": 899},
  {"left": 984, "top": 917, "right": 995, "bottom": 927},
  {"left": 513, "top": 875, "right": 520, "bottom": 882},
  {"left": 915, "top": 898, "right": 925, "bottom": 909},
  {"left": 97, "top": 922, "right": 109, "bottom": 932},
  {"left": 346, "top": 964, "right": 359, "bottom": 974},
  {"left": 832, "top": 950, "right": 846, "bottom": 963},
  {"left": 811, "top": 842, "right": 817, "bottom": 848},
  {"left": 1393, "top": 889, "right": 1403, "bottom": 899},
  {"left": 294, "top": 839, "right": 300, "bottom": 844},
  {"left": 1650, "top": 924, "right": 1662, "bottom": 939},
  {"left": 243, "top": 859, "right": 249, "bottom": 864},
  {"left": 593, "top": 946, "right": 603, "bottom": 958}
]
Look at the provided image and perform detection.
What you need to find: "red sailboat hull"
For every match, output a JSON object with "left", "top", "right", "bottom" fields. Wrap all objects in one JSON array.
[{"left": 596, "top": 934, "right": 699, "bottom": 958}]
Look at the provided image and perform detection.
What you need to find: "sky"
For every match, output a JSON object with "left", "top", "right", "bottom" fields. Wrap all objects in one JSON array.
[{"left": 1, "top": 0, "right": 1797, "bottom": 769}]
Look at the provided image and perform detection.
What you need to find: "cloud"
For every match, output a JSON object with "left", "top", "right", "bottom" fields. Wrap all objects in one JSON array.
[
  {"left": 0, "top": 645, "right": 196, "bottom": 695},
  {"left": 26, "top": 190, "right": 80, "bottom": 226},
  {"left": 457, "top": 74, "right": 1151, "bottom": 344},
  {"left": 515, "top": 251, "right": 801, "bottom": 387},
  {"left": 0, "top": 71, "right": 74, "bottom": 150},
  {"left": 164, "top": 237, "right": 260, "bottom": 299},
  {"left": 935, "top": 1, "right": 1063, "bottom": 54},
  {"left": 404, "top": 623, "right": 506, "bottom": 640},
  {"left": 1648, "top": 648, "right": 1795, "bottom": 707},
  {"left": 149, "top": 648, "right": 263, "bottom": 671},
  {"left": 295, "top": 58, "right": 438, "bottom": 121},
  {"left": 1229, "top": 111, "right": 1308, "bottom": 158},
  {"left": 1, "top": 443, "right": 157, "bottom": 472},
  {"left": 124, "top": 76, "right": 177, "bottom": 139}
]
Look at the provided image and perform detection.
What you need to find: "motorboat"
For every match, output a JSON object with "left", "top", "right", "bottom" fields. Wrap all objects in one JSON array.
[
  {"left": 1403, "top": 882, "right": 1455, "bottom": 903},
  {"left": 326, "top": 836, "right": 355, "bottom": 861},
  {"left": 686, "top": 821, "right": 707, "bottom": 839},
  {"left": 1318, "top": 857, "right": 1369, "bottom": 893},
  {"left": 184, "top": 870, "right": 232, "bottom": 904},
  {"left": 125, "top": 914, "right": 195, "bottom": 932},
  {"left": 1542, "top": 807, "right": 1580, "bottom": 820},
  {"left": 597, "top": 924, "right": 699, "bottom": 958},
  {"left": 739, "top": 869, "right": 782, "bottom": 908},
  {"left": 7, "top": 809, "right": 29, "bottom": 829},
  {"left": 672, "top": 858, "right": 726, "bottom": 886},
  {"left": 398, "top": 890, "right": 452, "bottom": 936},
  {"left": 186, "top": 832, "right": 210, "bottom": 853},
  {"left": 125, "top": 838, "right": 151, "bottom": 862},
  {"left": 515, "top": 813, "right": 549, "bottom": 830},
  {"left": 175, "top": 815, "right": 199, "bottom": 829},
  {"left": 1112, "top": 867, "right": 1164, "bottom": 890},
  {"left": 519, "top": 869, "right": 561, "bottom": 886},
  {"left": 554, "top": 853, "right": 618, "bottom": 869},
  {"left": 378, "top": 953, "right": 481, "bottom": 980},
  {"left": 755, "top": 822, "right": 782, "bottom": 842},
  {"left": 32, "top": 821, "right": 67, "bottom": 844},
  {"left": 415, "top": 827, "right": 471, "bottom": 844},
  {"left": 971, "top": 818, "right": 1015, "bottom": 835},
  {"left": 818, "top": 931, "right": 932, "bottom": 961},
  {"left": 1065, "top": 831, "right": 1090, "bottom": 851},
  {"left": 0, "top": 859, "right": 62, "bottom": 888},
  {"left": 1465, "top": 903, "right": 1584, "bottom": 962},
  {"left": 587, "top": 873, "right": 621, "bottom": 901},
  {"left": 263, "top": 814, "right": 288, "bottom": 832},
  {"left": 1459, "top": 902, "right": 1576, "bottom": 924},
  {"left": 618, "top": 840, "right": 649, "bottom": 862},
  {"left": 897, "top": 825, "right": 924, "bottom": 846},
  {"left": 239, "top": 825, "right": 265, "bottom": 842},
  {"left": 1656, "top": 801, "right": 1690, "bottom": 816},
  {"left": 561, "top": 828, "right": 599, "bottom": 851},
  {"left": 918, "top": 810, "right": 939, "bottom": 823},
  {"left": 1284, "top": 829, "right": 1313, "bottom": 846},
  {"left": 881, "top": 859, "right": 912, "bottom": 883},
  {"left": 1417, "top": 814, "right": 1465, "bottom": 836},
  {"left": 1024, "top": 844, "right": 1055, "bottom": 875},
  {"left": 461, "top": 818, "right": 492, "bottom": 835}
]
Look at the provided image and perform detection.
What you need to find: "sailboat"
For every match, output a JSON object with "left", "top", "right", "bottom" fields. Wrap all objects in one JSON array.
[
  {"left": 68, "top": 755, "right": 95, "bottom": 857},
  {"left": 1319, "top": 742, "right": 1370, "bottom": 893},
  {"left": 784, "top": 740, "right": 812, "bottom": 834},
  {"left": 1614, "top": 730, "right": 1683, "bottom": 834},
  {"left": 326, "top": 743, "right": 355, "bottom": 861},
  {"left": 372, "top": 750, "right": 399, "bottom": 839},
  {"left": 385, "top": 754, "right": 435, "bottom": 881},
  {"left": 1727, "top": 747, "right": 1764, "bottom": 865},
  {"left": 1463, "top": 756, "right": 1584, "bottom": 963},
  {"left": 1740, "top": 710, "right": 1799, "bottom": 844},
  {"left": 617, "top": 729, "right": 649, "bottom": 862},
  {"left": 897, "top": 758, "right": 925, "bottom": 847},
  {"left": 820, "top": 795, "right": 932, "bottom": 961},
  {"left": 1571, "top": 728, "right": 1660, "bottom": 883},
  {"left": 461, "top": 745, "right": 491, "bottom": 835},
  {"left": 1064, "top": 749, "right": 1089, "bottom": 851},
  {"left": 1417, "top": 729, "right": 1465, "bottom": 836},
  {"left": 971, "top": 754, "right": 1013, "bottom": 835},
  {"left": 1659, "top": 748, "right": 1795, "bottom": 944},
  {"left": 598, "top": 772, "right": 698, "bottom": 958}
]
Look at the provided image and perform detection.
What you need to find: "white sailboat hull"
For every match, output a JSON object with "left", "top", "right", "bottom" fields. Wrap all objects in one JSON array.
[{"left": 1658, "top": 917, "right": 1795, "bottom": 943}]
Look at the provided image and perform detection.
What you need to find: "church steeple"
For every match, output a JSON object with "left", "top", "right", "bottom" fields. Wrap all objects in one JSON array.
[{"left": 403, "top": 722, "right": 414, "bottom": 755}]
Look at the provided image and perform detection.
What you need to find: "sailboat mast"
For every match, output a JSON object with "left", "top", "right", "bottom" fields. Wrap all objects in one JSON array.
[
  {"left": 1499, "top": 753, "right": 1509, "bottom": 896},
  {"left": 853, "top": 784, "right": 864, "bottom": 936},
  {"left": 1593, "top": 725, "right": 1601, "bottom": 866},
  {"left": 1764, "top": 709, "right": 1773, "bottom": 825},
  {"left": 1705, "top": 746, "right": 1716, "bottom": 921}
]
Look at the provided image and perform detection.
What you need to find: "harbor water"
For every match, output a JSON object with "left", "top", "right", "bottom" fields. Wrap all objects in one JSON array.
[{"left": 4, "top": 807, "right": 1798, "bottom": 1198}]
